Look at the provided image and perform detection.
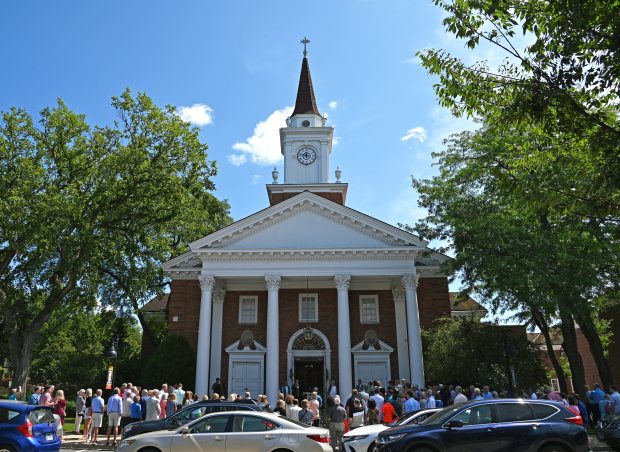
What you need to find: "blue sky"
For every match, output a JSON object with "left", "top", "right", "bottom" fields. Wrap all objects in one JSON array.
[{"left": 1, "top": 0, "right": 493, "bottom": 293}]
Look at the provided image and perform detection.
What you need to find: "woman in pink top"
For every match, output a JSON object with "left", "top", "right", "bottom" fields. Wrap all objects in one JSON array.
[
  {"left": 309, "top": 392, "right": 320, "bottom": 426},
  {"left": 160, "top": 392, "right": 168, "bottom": 419}
]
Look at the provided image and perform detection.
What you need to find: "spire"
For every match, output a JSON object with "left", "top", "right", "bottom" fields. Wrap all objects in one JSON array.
[{"left": 292, "top": 37, "right": 321, "bottom": 117}]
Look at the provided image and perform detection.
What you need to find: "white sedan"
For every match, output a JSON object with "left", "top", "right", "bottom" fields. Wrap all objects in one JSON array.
[
  {"left": 117, "top": 410, "right": 332, "bottom": 452},
  {"left": 342, "top": 408, "right": 441, "bottom": 452}
]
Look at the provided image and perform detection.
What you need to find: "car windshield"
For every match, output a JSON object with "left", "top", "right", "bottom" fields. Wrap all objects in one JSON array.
[
  {"left": 420, "top": 406, "right": 463, "bottom": 426},
  {"left": 390, "top": 411, "right": 416, "bottom": 427},
  {"left": 279, "top": 417, "right": 313, "bottom": 428}
]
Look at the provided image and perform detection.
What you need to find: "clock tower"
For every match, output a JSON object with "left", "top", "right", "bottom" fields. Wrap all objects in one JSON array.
[{"left": 267, "top": 38, "right": 347, "bottom": 206}]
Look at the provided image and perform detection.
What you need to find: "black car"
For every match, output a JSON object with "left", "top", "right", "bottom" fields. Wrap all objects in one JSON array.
[
  {"left": 121, "top": 399, "right": 266, "bottom": 439},
  {"left": 596, "top": 413, "right": 620, "bottom": 451},
  {"left": 375, "top": 399, "right": 589, "bottom": 452}
]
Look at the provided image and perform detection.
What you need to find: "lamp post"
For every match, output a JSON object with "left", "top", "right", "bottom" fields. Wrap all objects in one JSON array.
[{"left": 104, "top": 337, "right": 119, "bottom": 393}]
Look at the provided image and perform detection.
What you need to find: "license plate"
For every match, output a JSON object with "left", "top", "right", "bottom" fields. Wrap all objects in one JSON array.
[{"left": 46, "top": 433, "right": 53, "bottom": 441}]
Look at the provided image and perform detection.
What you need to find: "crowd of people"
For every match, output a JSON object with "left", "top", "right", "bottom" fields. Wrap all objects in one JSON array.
[{"left": 15, "top": 378, "right": 620, "bottom": 451}]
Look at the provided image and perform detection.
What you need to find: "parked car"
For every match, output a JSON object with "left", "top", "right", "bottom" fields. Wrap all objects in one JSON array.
[
  {"left": 121, "top": 399, "right": 266, "bottom": 439},
  {"left": 0, "top": 400, "right": 61, "bottom": 452},
  {"left": 595, "top": 413, "right": 620, "bottom": 451},
  {"left": 118, "top": 410, "right": 331, "bottom": 451},
  {"left": 342, "top": 408, "right": 441, "bottom": 452},
  {"left": 374, "top": 399, "right": 589, "bottom": 452}
]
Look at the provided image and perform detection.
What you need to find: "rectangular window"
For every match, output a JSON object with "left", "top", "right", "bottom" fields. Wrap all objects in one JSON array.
[
  {"left": 359, "top": 295, "right": 379, "bottom": 324},
  {"left": 550, "top": 378, "right": 560, "bottom": 393},
  {"left": 239, "top": 296, "right": 258, "bottom": 324},
  {"left": 299, "top": 293, "right": 318, "bottom": 322}
]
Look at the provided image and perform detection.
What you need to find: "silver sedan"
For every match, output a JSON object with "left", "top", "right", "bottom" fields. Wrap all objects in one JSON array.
[{"left": 117, "top": 410, "right": 332, "bottom": 452}]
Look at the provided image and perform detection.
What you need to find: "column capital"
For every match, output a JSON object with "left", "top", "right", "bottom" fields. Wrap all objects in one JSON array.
[
  {"left": 392, "top": 286, "right": 406, "bottom": 302},
  {"left": 213, "top": 289, "right": 226, "bottom": 304},
  {"left": 334, "top": 274, "right": 351, "bottom": 290},
  {"left": 199, "top": 275, "right": 216, "bottom": 291},
  {"left": 402, "top": 273, "right": 419, "bottom": 290},
  {"left": 265, "top": 274, "right": 282, "bottom": 291}
]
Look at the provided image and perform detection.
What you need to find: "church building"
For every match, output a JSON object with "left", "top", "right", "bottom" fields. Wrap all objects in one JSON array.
[{"left": 162, "top": 43, "right": 452, "bottom": 404}]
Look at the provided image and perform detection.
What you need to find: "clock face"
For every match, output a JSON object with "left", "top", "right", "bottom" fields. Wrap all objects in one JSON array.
[{"left": 296, "top": 146, "right": 317, "bottom": 165}]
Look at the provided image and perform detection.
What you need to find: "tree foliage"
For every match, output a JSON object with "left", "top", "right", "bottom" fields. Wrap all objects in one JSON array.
[
  {"left": 140, "top": 335, "right": 195, "bottom": 390},
  {"left": 415, "top": 0, "right": 620, "bottom": 390},
  {"left": 0, "top": 90, "right": 231, "bottom": 389},
  {"left": 423, "top": 317, "right": 547, "bottom": 392}
]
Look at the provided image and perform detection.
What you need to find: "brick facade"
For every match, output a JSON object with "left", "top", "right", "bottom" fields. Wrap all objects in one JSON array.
[{"left": 167, "top": 276, "right": 452, "bottom": 391}]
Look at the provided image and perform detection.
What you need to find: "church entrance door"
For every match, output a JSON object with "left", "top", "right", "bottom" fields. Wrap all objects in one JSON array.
[{"left": 294, "top": 357, "right": 324, "bottom": 397}]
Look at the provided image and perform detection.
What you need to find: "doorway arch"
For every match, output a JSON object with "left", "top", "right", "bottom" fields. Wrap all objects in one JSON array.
[{"left": 286, "top": 328, "right": 331, "bottom": 393}]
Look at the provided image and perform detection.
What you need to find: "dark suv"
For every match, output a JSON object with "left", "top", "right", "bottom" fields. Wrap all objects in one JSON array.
[
  {"left": 375, "top": 399, "right": 588, "bottom": 452},
  {"left": 121, "top": 399, "right": 266, "bottom": 439}
]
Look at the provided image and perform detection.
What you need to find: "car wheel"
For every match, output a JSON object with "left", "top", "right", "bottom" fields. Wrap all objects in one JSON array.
[
  {"left": 138, "top": 448, "right": 162, "bottom": 452},
  {"left": 538, "top": 445, "right": 569, "bottom": 452},
  {"left": 0, "top": 445, "right": 16, "bottom": 452},
  {"left": 367, "top": 441, "right": 376, "bottom": 452},
  {"left": 408, "top": 447, "right": 435, "bottom": 452}
]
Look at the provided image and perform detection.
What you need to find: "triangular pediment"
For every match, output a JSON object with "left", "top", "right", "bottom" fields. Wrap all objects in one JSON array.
[{"left": 190, "top": 191, "right": 426, "bottom": 251}]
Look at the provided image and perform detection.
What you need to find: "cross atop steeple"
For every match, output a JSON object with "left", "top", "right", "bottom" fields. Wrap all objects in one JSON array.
[{"left": 301, "top": 37, "right": 310, "bottom": 57}]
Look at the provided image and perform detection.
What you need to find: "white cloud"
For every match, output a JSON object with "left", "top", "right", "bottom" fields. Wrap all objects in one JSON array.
[
  {"left": 329, "top": 101, "right": 338, "bottom": 109},
  {"left": 401, "top": 126, "right": 427, "bottom": 143},
  {"left": 177, "top": 104, "right": 214, "bottom": 126},
  {"left": 333, "top": 136, "right": 340, "bottom": 146},
  {"left": 231, "top": 106, "right": 293, "bottom": 166},
  {"left": 227, "top": 154, "right": 247, "bottom": 166}
]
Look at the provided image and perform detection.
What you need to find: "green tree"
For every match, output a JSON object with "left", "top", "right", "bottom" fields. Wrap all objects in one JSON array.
[
  {"left": 417, "top": 0, "right": 620, "bottom": 390},
  {"left": 423, "top": 317, "right": 547, "bottom": 392},
  {"left": 141, "top": 335, "right": 196, "bottom": 390},
  {"left": 412, "top": 125, "right": 619, "bottom": 392},
  {"left": 0, "top": 90, "right": 231, "bottom": 390}
]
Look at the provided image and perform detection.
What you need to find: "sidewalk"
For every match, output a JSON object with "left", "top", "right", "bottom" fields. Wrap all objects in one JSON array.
[
  {"left": 590, "top": 434, "right": 615, "bottom": 451},
  {"left": 61, "top": 433, "right": 116, "bottom": 450}
]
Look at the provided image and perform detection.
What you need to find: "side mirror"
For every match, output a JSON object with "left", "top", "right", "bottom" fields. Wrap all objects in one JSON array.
[
  {"left": 181, "top": 426, "right": 190, "bottom": 437},
  {"left": 445, "top": 420, "right": 465, "bottom": 429}
]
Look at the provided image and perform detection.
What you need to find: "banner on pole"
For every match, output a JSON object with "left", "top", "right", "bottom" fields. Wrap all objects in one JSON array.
[{"left": 105, "top": 365, "right": 114, "bottom": 390}]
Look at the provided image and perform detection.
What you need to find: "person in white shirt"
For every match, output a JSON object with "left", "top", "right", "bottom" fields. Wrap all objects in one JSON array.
[
  {"left": 327, "top": 379, "right": 337, "bottom": 398},
  {"left": 174, "top": 384, "right": 185, "bottom": 407},
  {"left": 453, "top": 386, "right": 468, "bottom": 404},
  {"left": 369, "top": 389, "right": 384, "bottom": 421},
  {"left": 289, "top": 398, "right": 302, "bottom": 421},
  {"left": 426, "top": 389, "right": 437, "bottom": 408}
]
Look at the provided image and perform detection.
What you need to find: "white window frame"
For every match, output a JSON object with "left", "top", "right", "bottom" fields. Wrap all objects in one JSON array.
[
  {"left": 550, "top": 378, "right": 560, "bottom": 392},
  {"left": 239, "top": 296, "right": 258, "bottom": 324},
  {"left": 298, "top": 293, "right": 319, "bottom": 323},
  {"left": 359, "top": 295, "right": 380, "bottom": 324}
]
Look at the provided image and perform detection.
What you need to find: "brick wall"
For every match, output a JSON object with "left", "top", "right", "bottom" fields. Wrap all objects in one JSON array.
[
  {"left": 417, "top": 277, "right": 452, "bottom": 329},
  {"left": 269, "top": 191, "right": 345, "bottom": 205},
  {"left": 167, "top": 279, "right": 201, "bottom": 351},
  {"left": 167, "top": 276, "right": 452, "bottom": 390}
]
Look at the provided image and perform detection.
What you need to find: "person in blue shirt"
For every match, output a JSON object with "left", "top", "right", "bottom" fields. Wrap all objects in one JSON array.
[
  {"left": 28, "top": 386, "right": 42, "bottom": 405},
  {"left": 129, "top": 396, "right": 142, "bottom": 424},
  {"left": 576, "top": 394, "right": 589, "bottom": 429},
  {"left": 589, "top": 383, "right": 606, "bottom": 423},
  {"left": 404, "top": 390, "right": 420, "bottom": 413}
]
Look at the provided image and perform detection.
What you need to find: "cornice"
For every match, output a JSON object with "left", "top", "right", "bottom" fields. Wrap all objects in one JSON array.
[{"left": 197, "top": 248, "right": 419, "bottom": 262}]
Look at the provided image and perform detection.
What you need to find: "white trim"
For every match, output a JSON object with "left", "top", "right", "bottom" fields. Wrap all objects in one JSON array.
[
  {"left": 188, "top": 192, "right": 430, "bottom": 251},
  {"left": 298, "top": 293, "right": 319, "bottom": 323},
  {"left": 359, "top": 295, "right": 380, "bottom": 324},
  {"left": 286, "top": 328, "right": 332, "bottom": 387},
  {"left": 238, "top": 296, "right": 258, "bottom": 324}
]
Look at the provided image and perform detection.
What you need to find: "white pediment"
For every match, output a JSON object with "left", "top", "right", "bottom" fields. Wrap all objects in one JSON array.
[{"left": 190, "top": 191, "right": 426, "bottom": 252}]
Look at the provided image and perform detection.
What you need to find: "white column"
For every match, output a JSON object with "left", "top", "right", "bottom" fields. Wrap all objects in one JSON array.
[
  {"left": 209, "top": 289, "right": 225, "bottom": 392},
  {"left": 265, "top": 275, "right": 281, "bottom": 406},
  {"left": 335, "top": 274, "right": 352, "bottom": 399},
  {"left": 196, "top": 275, "right": 215, "bottom": 397},
  {"left": 392, "top": 287, "right": 411, "bottom": 383},
  {"left": 403, "top": 273, "right": 424, "bottom": 387}
]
